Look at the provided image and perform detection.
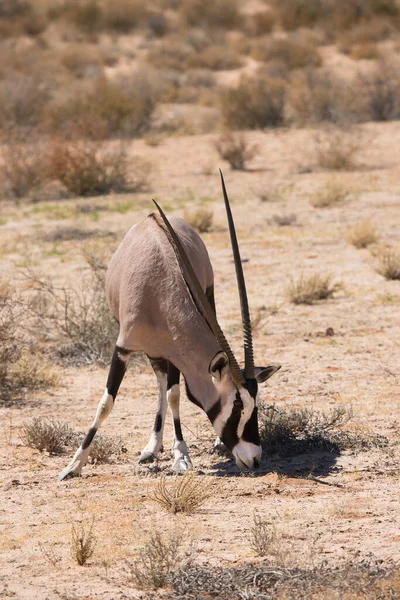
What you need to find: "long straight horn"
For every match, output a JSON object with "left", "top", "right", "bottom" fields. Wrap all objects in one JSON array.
[
  {"left": 219, "top": 170, "right": 255, "bottom": 380},
  {"left": 153, "top": 200, "right": 245, "bottom": 386}
]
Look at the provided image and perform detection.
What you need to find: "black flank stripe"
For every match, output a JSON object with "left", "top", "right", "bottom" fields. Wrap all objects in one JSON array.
[{"left": 82, "top": 427, "right": 96, "bottom": 450}]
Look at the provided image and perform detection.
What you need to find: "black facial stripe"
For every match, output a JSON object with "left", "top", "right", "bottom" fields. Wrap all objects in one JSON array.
[
  {"left": 82, "top": 427, "right": 96, "bottom": 450},
  {"left": 206, "top": 398, "right": 221, "bottom": 423},
  {"left": 154, "top": 413, "right": 162, "bottom": 433},
  {"left": 220, "top": 406, "right": 241, "bottom": 451},
  {"left": 242, "top": 406, "right": 260, "bottom": 445},
  {"left": 184, "top": 381, "right": 203, "bottom": 409},
  {"left": 174, "top": 418, "right": 183, "bottom": 441}
]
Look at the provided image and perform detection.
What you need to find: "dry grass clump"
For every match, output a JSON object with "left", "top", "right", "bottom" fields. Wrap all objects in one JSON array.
[
  {"left": 347, "top": 222, "right": 378, "bottom": 248},
  {"left": 183, "top": 207, "right": 214, "bottom": 233},
  {"left": 70, "top": 517, "right": 96, "bottom": 566},
  {"left": 123, "top": 527, "right": 190, "bottom": 590},
  {"left": 313, "top": 128, "right": 361, "bottom": 171},
  {"left": 359, "top": 58, "right": 400, "bottom": 121},
  {"left": 221, "top": 75, "right": 286, "bottom": 130},
  {"left": 0, "top": 141, "right": 48, "bottom": 200},
  {"left": 249, "top": 512, "right": 279, "bottom": 559},
  {"left": 337, "top": 18, "right": 393, "bottom": 55},
  {"left": 250, "top": 36, "right": 321, "bottom": 71},
  {"left": 19, "top": 418, "right": 75, "bottom": 454},
  {"left": 26, "top": 255, "right": 118, "bottom": 366},
  {"left": 0, "top": 74, "right": 50, "bottom": 134},
  {"left": 244, "top": 9, "right": 276, "bottom": 37},
  {"left": 259, "top": 403, "right": 388, "bottom": 455},
  {"left": 61, "top": 0, "right": 148, "bottom": 33},
  {"left": 270, "top": 0, "right": 329, "bottom": 31},
  {"left": 309, "top": 179, "right": 350, "bottom": 208},
  {"left": 375, "top": 246, "right": 400, "bottom": 280},
  {"left": 60, "top": 45, "right": 103, "bottom": 79},
  {"left": 214, "top": 132, "right": 258, "bottom": 171},
  {"left": 151, "top": 473, "right": 213, "bottom": 515},
  {"left": 47, "top": 140, "right": 149, "bottom": 197},
  {"left": 180, "top": 0, "right": 240, "bottom": 30},
  {"left": 272, "top": 213, "right": 297, "bottom": 227},
  {"left": 0, "top": 285, "right": 56, "bottom": 403},
  {"left": 88, "top": 434, "right": 127, "bottom": 464},
  {"left": 286, "top": 274, "right": 337, "bottom": 304},
  {"left": 186, "top": 45, "right": 243, "bottom": 71}
]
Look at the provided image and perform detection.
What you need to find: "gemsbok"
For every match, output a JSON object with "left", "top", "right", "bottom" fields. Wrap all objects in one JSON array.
[{"left": 59, "top": 172, "right": 280, "bottom": 480}]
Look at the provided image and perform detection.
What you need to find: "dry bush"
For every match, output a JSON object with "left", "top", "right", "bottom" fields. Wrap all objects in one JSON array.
[
  {"left": 337, "top": 18, "right": 393, "bottom": 54},
  {"left": 272, "top": 213, "right": 297, "bottom": 226},
  {"left": 147, "top": 37, "right": 196, "bottom": 72},
  {"left": 19, "top": 418, "right": 75, "bottom": 454},
  {"left": 250, "top": 36, "right": 321, "bottom": 71},
  {"left": 60, "top": 45, "right": 103, "bottom": 79},
  {"left": 270, "top": 0, "right": 329, "bottom": 31},
  {"left": 0, "top": 74, "right": 50, "bottom": 134},
  {"left": 46, "top": 75, "right": 157, "bottom": 139},
  {"left": 286, "top": 274, "right": 337, "bottom": 304},
  {"left": 244, "top": 9, "right": 276, "bottom": 37},
  {"left": 309, "top": 179, "right": 350, "bottom": 208},
  {"left": 313, "top": 128, "right": 361, "bottom": 171},
  {"left": 48, "top": 140, "right": 149, "bottom": 197},
  {"left": 151, "top": 473, "right": 213, "bottom": 515},
  {"left": 180, "top": 0, "right": 240, "bottom": 30},
  {"left": 259, "top": 403, "right": 388, "bottom": 455},
  {"left": 347, "top": 222, "right": 378, "bottom": 248},
  {"left": 102, "top": 0, "right": 148, "bottom": 32},
  {"left": 0, "top": 0, "right": 48, "bottom": 37},
  {"left": 38, "top": 542, "right": 62, "bottom": 568},
  {"left": 123, "top": 527, "right": 191, "bottom": 590},
  {"left": 26, "top": 256, "right": 119, "bottom": 366},
  {"left": 375, "top": 246, "right": 400, "bottom": 280},
  {"left": 221, "top": 75, "right": 286, "bottom": 129},
  {"left": 70, "top": 517, "right": 96, "bottom": 566},
  {"left": 349, "top": 42, "right": 381, "bottom": 60},
  {"left": 62, "top": 0, "right": 104, "bottom": 33},
  {"left": 287, "top": 68, "right": 354, "bottom": 125},
  {"left": 249, "top": 512, "right": 279, "bottom": 559},
  {"left": 183, "top": 207, "right": 214, "bottom": 233},
  {"left": 88, "top": 433, "right": 127, "bottom": 464},
  {"left": 186, "top": 45, "right": 243, "bottom": 71},
  {"left": 359, "top": 58, "right": 400, "bottom": 121},
  {"left": 0, "top": 141, "right": 49, "bottom": 200},
  {"left": 0, "top": 285, "right": 56, "bottom": 403},
  {"left": 214, "top": 132, "right": 258, "bottom": 170}
]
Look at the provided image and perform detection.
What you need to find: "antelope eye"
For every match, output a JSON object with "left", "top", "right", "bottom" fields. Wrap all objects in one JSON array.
[{"left": 233, "top": 398, "right": 243, "bottom": 409}]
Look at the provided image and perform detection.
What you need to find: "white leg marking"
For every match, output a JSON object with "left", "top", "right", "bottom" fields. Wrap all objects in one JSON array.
[
  {"left": 139, "top": 371, "right": 168, "bottom": 463},
  {"left": 168, "top": 384, "right": 192, "bottom": 472}
]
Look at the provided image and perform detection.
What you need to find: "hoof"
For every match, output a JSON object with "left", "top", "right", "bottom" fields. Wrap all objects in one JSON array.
[
  {"left": 209, "top": 442, "right": 230, "bottom": 457},
  {"left": 58, "top": 467, "right": 81, "bottom": 481},
  {"left": 138, "top": 451, "right": 156, "bottom": 464},
  {"left": 172, "top": 457, "right": 192, "bottom": 473}
]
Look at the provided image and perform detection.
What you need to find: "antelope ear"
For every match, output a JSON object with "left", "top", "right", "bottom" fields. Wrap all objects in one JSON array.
[
  {"left": 254, "top": 364, "right": 281, "bottom": 383},
  {"left": 209, "top": 352, "right": 229, "bottom": 381}
]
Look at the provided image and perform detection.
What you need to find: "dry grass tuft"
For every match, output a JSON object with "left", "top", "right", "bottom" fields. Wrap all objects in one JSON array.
[
  {"left": 375, "top": 246, "right": 400, "bottom": 280},
  {"left": 19, "top": 418, "right": 75, "bottom": 454},
  {"left": 250, "top": 36, "right": 321, "bottom": 71},
  {"left": 221, "top": 75, "right": 286, "bottom": 130},
  {"left": 183, "top": 207, "right": 214, "bottom": 233},
  {"left": 310, "top": 179, "right": 350, "bottom": 208},
  {"left": 313, "top": 128, "right": 361, "bottom": 171},
  {"left": 123, "top": 527, "right": 191, "bottom": 590},
  {"left": 70, "top": 517, "right": 96, "bottom": 566},
  {"left": 88, "top": 434, "right": 127, "bottom": 464},
  {"left": 273, "top": 213, "right": 297, "bottom": 227},
  {"left": 249, "top": 512, "right": 280, "bottom": 558},
  {"left": 0, "top": 141, "right": 48, "bottom": 200},
  {"left": 214, "top": 132, "right": 258, "bottom": 171},
  {"left": 151, "top": 472, "right": 213, "bottom": 515},
  {"left": 180, "top": 0, "right": 240, "bottom": 30},
  {"left": 286, "top": 274, "right": 337, "bottom": 304},
  {"left": 347, "top": 222, "right": 378, "bottom": 248}
]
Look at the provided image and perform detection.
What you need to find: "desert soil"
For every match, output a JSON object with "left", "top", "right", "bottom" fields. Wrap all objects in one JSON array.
[{"left": 1, "top": 123, "right": 399, "bottom": 599}]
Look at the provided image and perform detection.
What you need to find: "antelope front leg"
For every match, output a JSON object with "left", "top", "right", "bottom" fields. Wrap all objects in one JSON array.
[
  {"left": 167, "top": 363, "right": 192, "bottom": 472},
  {"left": 138, "top": 357, "right": 168, "bottom": 463}
]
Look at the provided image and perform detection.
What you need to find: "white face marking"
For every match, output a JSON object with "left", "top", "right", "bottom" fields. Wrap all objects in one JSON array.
[{"left": 211, "top": 379, "right": 255, "bottom": 440}]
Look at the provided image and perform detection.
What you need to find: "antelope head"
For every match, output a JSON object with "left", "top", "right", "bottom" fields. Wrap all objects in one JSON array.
[{"left": 154, "top": 171, "right": 280, "bottom": 469}]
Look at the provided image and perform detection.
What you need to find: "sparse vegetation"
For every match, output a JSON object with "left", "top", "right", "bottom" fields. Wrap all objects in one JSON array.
[
  {"left": 375, "top": 246, "right": 400, "bottom": 280},
  {"left": 310, "top": 179, "right": 350, "bottom": 208},
  {"left": 286, "top": 274, "right": 337, "bottom": 304},
  {"left": 214, "top": 132, "right": 258, "bottom": 170},
  {"left": 88, "top": 433, "right": 127, "bottom": 464},
  {"left": 221, "top": 75, "right": 286, "bottom": 130},
  {"left": 0, "top": 141, "right": 48, "bottom": 200},
  {"left": 70, "top": 517, "right": 96, "bottom": 566},
  {"left": 249, "top": 512, "right": 279, "bottom": 558},
  {"left": 313, "top": 128, "right": 361, "bottom": 171},
  {"left": 151, "top": 472, "right": 213, "bottom": 515},
  {"left": 19, "top": 418, "right": 75, "bottom": 454},
  {"left": 183, "top": 206, "right": 214, "bottom": 233},
  {"left": 273, "top": 213, "right": 297, "bottom": 227},
  {"left": 250, "top": 36, "right": 321, "bottom": 71},
  {"left": 348, "top": 222, "right": 378, "bottom": 248},
  {"left": 123, "top": 527, "right": 191, "bottom": 590}
]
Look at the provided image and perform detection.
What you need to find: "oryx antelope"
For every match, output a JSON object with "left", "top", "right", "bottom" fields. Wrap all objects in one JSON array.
[{"left": 59, "top": 172, "right": 280, "bottom": 480}]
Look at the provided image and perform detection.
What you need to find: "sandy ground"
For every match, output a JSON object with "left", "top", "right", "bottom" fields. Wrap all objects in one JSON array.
[{"left": 1, "top": 123, "right": 400, "bottom": 599}]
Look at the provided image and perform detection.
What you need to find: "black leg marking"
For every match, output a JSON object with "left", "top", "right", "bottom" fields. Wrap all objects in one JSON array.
[
  {"left": 82, "top": 427, "right": 97, "bottom": 450},
  {"left": 107, "top": 346, "right": 131, "bottom": 400},
  {"left": 167, "top": 362, "right": 180, "bottom": 389},
  {"left": 154, "top": 413, "right": 163, "bottom": 433},
  {"left": 173, "top": 418, "right": 183, "bottom": 442}
]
